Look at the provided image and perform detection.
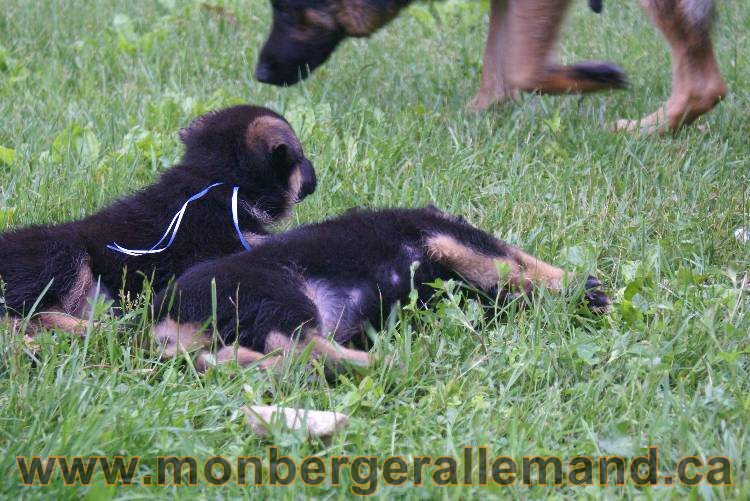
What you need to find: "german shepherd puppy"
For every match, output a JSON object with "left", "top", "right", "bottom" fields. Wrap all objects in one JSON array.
[
  {"left": 153, "top": 206, "right": 610, "bottom": 371},
  {"left": 256, "top": 0, "right": 726, "bottom": 134},
  {"left": 0, "top": 105, "right": 316, "bottom": 335}
]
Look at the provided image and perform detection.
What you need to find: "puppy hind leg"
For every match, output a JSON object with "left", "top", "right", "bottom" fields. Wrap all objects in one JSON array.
[
  {"left": 37, "top": 310, "right": 90, "bottom": 337},
  {"left": 195, "top": 345, "right": 282, "bottom": 373},
  {"left": 425, "top": 234, "right": 610, "bottom": 312},
  {"left": 510, "top": 248, "right": 610, "bottom": 312},
  {"left": 305, "top": 334, "right": 370, "bottom": 368},
  {"left": 267, "top": 329, "right": 370, "bottom": 371},
  {"left": 152, "top": 318, "right": 211, "bottom": 359}
]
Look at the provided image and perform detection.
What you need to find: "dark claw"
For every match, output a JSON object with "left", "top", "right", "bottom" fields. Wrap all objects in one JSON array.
[
  {"left": 569, "top": 61, "right": 628, "bottom": 89},
  {"left": 582, "top": 275, "right": 611, "bottom": 314},
  {"left": 585, "top": 275, "right": 602, "bottom": 290}
]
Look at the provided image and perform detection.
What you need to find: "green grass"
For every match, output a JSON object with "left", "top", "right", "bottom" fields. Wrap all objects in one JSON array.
[{"left": 1, "top": 0, "right": 749, "bottom": 498}]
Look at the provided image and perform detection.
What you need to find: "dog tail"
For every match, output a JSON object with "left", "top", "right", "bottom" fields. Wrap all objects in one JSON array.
[
  {"left": 0, "top": 230, "right": 89, "bottom": 313},
  {"left": 588, "top": 0, "right": 603, "bottom": 14}
]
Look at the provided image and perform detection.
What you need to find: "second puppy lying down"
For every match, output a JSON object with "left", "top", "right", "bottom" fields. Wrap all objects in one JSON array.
[{"left": 154, "top": 206, "right": 610, "bottom": 370}]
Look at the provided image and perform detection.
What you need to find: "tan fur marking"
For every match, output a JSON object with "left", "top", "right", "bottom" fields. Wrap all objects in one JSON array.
[
  {"left": 287, "top": 167, "right": 302, "bottom": 207},
  {"left": 264, "top": 330, "right": 294, "bottom": 356},
  {"left": 426, "top": 234, "right": 569, "bottom": 291},
  {"left": 153, "top": 318, "right": 209, "bottom": 358},
  {"left": 503, "top": 0, "right": 572, "bottom": 92},
  {"left": 306, "top": 335, "right": 370, "bottom": 367},
  {"left": 509, "top": 248, "right": 568, "bottom": 291},
  {"left": 217, "top": 345, "right": 280, "bottom": 369},
  {"left": 61, "top": 258, "right": 94, "bottom": 315},
  {"left": 38, "top": 310, "right": 89, "bottom": 337},
  {"left": 245, "top": 115, "right": 300, "bottom": 155},
  {"left": 466, "top": 0, "right": 724, "bottom": 133},
  {"left": 194, "top": 347, "right": 281, "bottom": 372},
  {"left": 425, "top": 234, "right": 521, "bottom": 291}
]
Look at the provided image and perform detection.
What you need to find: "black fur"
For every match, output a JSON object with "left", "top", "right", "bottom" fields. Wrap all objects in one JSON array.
[
  {"left": 156, "top": 207, "right": 609, "bottom": 354},
  {"left": 0, "top": 105, "right": 316, "bottom": 315}
]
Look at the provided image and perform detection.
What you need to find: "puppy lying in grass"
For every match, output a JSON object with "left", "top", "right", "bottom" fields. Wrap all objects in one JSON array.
[
  {"left": 154, "top": 206, "right": 610, "bottom": 371},
  {"left": 0, "top": 105, "right": 316, "bottom": 336}
]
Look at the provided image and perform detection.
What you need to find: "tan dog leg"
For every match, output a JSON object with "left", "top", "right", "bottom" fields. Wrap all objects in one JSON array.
[
  {"left": 469, "top": 0, "right": 516, "bottom": 111},
  {"left": 615, "top": 0, "right": 726, "bottom": 134}
]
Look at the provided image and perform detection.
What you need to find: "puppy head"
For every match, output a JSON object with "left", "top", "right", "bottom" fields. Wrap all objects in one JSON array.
[
  {"left": 256, "top": 0, "right": 403, "bottom": 86},
  {"left": 179, "top": 105, "right": 316, "bottom": 221}
]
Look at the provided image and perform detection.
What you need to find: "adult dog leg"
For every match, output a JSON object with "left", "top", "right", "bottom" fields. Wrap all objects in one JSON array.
[
  {"left": 615, "top": 0, "right": 726, "bottom": 134},
  {"left": 505, "top": 0, "right": 627, "bottom": 95},
  {"left": 469, "top": 0, "right": 516, "bottom": 111},
  {"left": 425, "top": 234, "right": 610, "bottom": 312}
]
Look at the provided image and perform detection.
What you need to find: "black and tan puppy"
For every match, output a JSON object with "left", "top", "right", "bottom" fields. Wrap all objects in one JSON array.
[
  {"left": 154, "top": 206, "right": 609, "bottom": 370},
  {"left": 0, "top": 105, "right": 316, "bottom": 336},
  {"left": 256, "top": 0, "right": 726, "bottom": 134}
]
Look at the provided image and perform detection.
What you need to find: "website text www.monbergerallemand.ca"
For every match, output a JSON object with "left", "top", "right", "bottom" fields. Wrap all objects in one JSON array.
[{"left": 17, "top": 447, "right": 732, "bottom": 494}]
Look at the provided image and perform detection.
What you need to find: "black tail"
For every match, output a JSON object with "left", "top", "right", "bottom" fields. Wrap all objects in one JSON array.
[
  {"left": 0, "top": 228, "right": 88, "bottom": 314},
  {"left": 589, "top": 0, "right": 603, "bottom": 13}
]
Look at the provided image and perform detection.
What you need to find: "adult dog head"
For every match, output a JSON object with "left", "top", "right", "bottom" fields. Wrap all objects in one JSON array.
[{"left": 255, "top": 0, "right": 407, "bottom": 86}]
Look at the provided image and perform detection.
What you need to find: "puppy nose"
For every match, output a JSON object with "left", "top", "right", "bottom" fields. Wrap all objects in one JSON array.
[
  {"left": 298, "top": 161, "right": 317, "bottom": 201},
  {"left": 299, "top": 177, "right": 316, "bottom": 200},
  {"left": 255, "top": 62, "right": 273, "bottom": 83}
]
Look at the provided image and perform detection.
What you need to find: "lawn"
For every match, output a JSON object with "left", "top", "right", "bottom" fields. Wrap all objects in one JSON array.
[{"left": 0, "top": 0, "right": 748, "bottom": 498}]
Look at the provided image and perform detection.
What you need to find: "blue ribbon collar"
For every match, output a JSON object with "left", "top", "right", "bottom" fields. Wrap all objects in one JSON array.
[{"left": 106, "top": 182, "right": 253, "bottom": 256}]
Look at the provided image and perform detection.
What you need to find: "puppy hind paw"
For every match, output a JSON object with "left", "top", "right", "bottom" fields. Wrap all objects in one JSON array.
[{"left": 582, "top": 275, "right": 611, "bottom": 314}]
